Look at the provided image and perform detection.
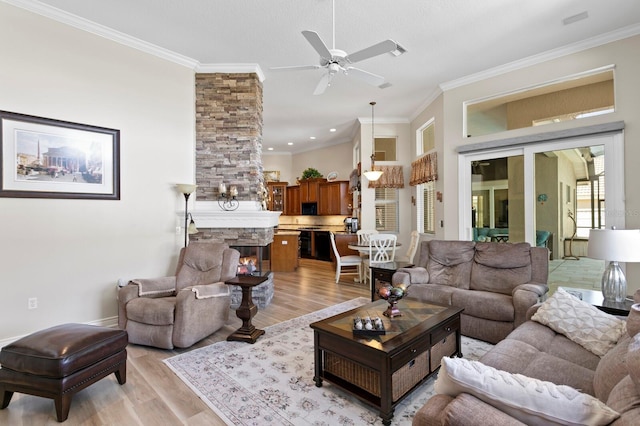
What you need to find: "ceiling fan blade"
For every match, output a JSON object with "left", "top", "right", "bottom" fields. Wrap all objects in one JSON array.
[
  {"left": 313, "top": 72, "right": 331, "bottom": 95},
  {"left": 345, "top": 39, "right": 398, "bottom": 64},
  {"left": 302, "top": 30, "right": 332, "bottom": 60},
  {"left": 344, "top": 67, "right": 386, "bottom": 87},
  {"left": 270, "top": 65, "right": 322, "bottom": 71}
]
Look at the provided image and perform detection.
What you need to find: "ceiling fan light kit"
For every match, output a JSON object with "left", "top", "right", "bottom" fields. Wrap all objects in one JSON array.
[{"left": 271, "top": 0, "right": 406, "bottom": 95}]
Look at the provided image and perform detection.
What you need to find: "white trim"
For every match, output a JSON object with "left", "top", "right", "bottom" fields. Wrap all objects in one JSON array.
[
  {"left": 441, "top": 24, "right": 640, "bottom": 91},
  {"left": 0, "top": 316, "right": 119, "bottom": 347},
  {"left": 196, "top": 63, "right": 266, "bottom": 82}
]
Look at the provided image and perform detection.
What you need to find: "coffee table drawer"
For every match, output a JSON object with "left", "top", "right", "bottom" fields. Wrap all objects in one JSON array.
[
  {"left": 390, "top": 333, "right": 430, "bottom": 370},
  {"left": 430, "top": 331, "right": 457, "bottom": 371},
  {"left": 430, "top": 316, "right": 460, "bottom": 343}
]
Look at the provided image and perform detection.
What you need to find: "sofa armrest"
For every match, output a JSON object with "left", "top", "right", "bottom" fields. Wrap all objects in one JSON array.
[
  {"left": 392, "top": 267, "right": 429, "bottom": 287},
  {"left": 512, "top": 283, "right": 548, "bottom": 328},
  {"left": 413, "top": 393, "right": 526, "bottom": 426}
]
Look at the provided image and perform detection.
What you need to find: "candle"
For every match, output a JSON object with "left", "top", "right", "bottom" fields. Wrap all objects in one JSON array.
[
  {"left": 219, "top": 182, "right": 226, "bottom": 195},
  {"left": 230, "top": 186, "right": 238, "bottom": 197}
]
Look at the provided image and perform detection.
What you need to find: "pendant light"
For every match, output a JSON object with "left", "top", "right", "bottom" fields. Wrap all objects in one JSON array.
[{"left": 363, "top": 101, "right": 383, "bottom": 181}]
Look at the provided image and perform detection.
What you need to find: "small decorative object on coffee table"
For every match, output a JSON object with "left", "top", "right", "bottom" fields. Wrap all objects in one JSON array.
[
  {"left": 378, "top": 283, "right": 407, "bottom": 318},
  {"left": 353, "top": 315, "right": 386, "bottom": 335}
]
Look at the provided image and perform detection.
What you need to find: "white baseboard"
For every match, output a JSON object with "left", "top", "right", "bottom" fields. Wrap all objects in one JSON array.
[{"left": 0, "top": 316, "right": 119, "bottom": 348}]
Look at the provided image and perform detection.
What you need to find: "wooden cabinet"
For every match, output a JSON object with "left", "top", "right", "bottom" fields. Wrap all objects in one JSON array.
[
  {"left": 271, "top": 232, "right": 300, "bottom": 272},
  {"left": 319, "top": 181, "right": 351, "bottom": 215},
  {"left": 285, "top": 185, "right": 301, "bottom": 215},
  {"left": 267, "top": 182, "right": 288, "bottom": 212},
  {"left": 300, "top": 178, "right": 325, "bottom": 203}
]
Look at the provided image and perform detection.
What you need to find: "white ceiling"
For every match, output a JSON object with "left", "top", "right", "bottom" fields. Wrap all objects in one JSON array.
[{"left": 12, "top": 0, "right": 640, "bottom": 154}]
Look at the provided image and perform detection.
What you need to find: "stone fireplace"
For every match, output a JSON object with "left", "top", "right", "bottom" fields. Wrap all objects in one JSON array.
[{"left": 188, "top": 71, "right": 277, "bottom": 309}]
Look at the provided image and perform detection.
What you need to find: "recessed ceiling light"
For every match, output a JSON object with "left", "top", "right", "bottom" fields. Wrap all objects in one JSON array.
[
  {"left": 329, "top": 128, "right": 336, "bottom": 132},
  {"left": 268, "top": 147, "right": 274, "bottom": 150},
  {"left": 287, "top": 142, "right": 293, "bottom": 145},
  {"left": 310, "top": 136, "right": 316, "bottom": 140}
]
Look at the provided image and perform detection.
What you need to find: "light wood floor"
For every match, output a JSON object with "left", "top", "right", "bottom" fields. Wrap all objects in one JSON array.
[{"left": 0, "top": 259, "right": 369, "bottom": 425}]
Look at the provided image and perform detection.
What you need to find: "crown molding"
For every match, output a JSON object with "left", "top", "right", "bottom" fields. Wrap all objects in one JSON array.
[
  {"left": 440, "top": 23, "right": 640, "bottom": 92},
  {"left": 409, "top": 86, "right": 443, "bottom": 122},
  {"left": 196, "top": 63, "right": 266, "bottom": 82},
  {"left": 4, "top": 0, "right": 200, "bottom": 68}
]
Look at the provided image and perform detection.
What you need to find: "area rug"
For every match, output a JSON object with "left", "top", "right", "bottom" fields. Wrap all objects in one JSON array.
[{"left": 164, "top": 298, "right": 493, "bottom": 425}]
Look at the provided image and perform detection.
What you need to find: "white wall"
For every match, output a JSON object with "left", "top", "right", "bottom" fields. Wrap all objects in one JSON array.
[{"left": 0, "top": 3, "right": 195, "bottom": 341}]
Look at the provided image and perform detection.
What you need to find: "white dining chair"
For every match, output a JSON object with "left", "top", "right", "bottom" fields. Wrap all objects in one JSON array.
[
  {"left": 395, "top": 230, "right": 420, "bottom": 264},
  {"left": 329, "top": 232, "right": 362, "bottom": 283},
  {"left": 356, "top": 229, "right": 379, "bottom": 284},
  {"left": 363, "top": 234, "right": 397, "bottom": 284}
]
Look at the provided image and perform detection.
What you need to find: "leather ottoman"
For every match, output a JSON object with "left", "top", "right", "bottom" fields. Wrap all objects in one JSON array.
[{"left": 0, "top": 323, "right": 128, "bottom": 422}]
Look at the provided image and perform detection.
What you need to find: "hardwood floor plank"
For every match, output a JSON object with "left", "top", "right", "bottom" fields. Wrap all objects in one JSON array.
[{"left": 0, "top": 259, "right": 367, "bottom": 425}]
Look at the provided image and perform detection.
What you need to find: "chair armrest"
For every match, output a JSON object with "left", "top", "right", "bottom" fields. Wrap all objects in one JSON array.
[
  {"left": 183, "top": 282, "right": 230, "bottom": 299},
  {"left": 392, "top": 267, "right": 429, "bottom": 287},
  {"left": 512, "top": 283, "right": 549, "bottom": 327}
]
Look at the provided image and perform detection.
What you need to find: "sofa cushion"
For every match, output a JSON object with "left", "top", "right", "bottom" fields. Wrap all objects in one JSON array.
[
  {"left": 531, "top": 288, "right": 627, "bottom": 357},
  {"left": 126, "top": 296, "right": 176, "bottom": 325},
  {"left": 427, "top": 240, "right": 475, "bottom": 289},
  {"left": 452, "top": 290, "right": 514, "bottom": 322},
  {"left": 470, "top": 242, "right": 532, "bottom": 294},
  {"left": 407, "top": 284, "right": 457, "bottom": 306},
  {"left": 594, "top": 335, "right": 632, "bottom": 402},
  {"left": 435, "top": 357, "right": 619, "bottom": 426}
]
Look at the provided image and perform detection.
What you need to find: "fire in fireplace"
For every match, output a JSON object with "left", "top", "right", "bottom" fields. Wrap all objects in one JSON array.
[{"left": 231, "top": 245, "right": 271, "bottom": 276}]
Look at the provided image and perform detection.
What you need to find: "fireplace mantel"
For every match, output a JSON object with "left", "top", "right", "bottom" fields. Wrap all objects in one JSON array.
[{"left": 190, "top": 201, "right": 281, "bottom": 229}]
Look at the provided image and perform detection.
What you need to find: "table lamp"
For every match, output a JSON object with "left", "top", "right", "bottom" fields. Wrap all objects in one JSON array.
[{"left": 588, "top": 228, "right": 640, "bottom": 302}]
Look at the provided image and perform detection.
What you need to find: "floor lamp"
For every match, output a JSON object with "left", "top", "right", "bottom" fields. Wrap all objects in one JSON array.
[
  {"left": 177, "top": 184, "right": 197, "bottom": 247},
  {"left": 588, "top": 228, "right": 640, "bottom": 302}
]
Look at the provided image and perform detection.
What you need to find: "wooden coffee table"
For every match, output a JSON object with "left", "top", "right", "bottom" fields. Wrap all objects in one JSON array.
[{"left": 310, "top": 298, "right": 463, "bottom": 425}]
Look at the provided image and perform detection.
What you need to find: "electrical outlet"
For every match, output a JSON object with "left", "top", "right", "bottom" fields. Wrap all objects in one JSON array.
[{"left": 28, "top": 297, "right": 37, "bottom": 310}]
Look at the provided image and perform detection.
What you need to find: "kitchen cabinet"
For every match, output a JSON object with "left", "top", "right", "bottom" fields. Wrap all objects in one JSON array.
[
  {"left": 271, "top": 232, "right": 299, "bottom": 272},
  {"left": 286, "top": 185, "right": 300, "bottom": 215},
  {"left": 266, "top": 182, "right": 288, "bottom": 212},
  {"left": 319, "top": 181, "right": 350, "bottom": 215},
  {"left": 299, "top": 178, "right": 325, "bottom": 203}
]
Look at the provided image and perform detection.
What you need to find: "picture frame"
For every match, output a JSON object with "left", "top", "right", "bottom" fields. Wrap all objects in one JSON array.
[
  {"left": 263, "top": 170, "right": 280, "bottom": 182},
  {"left": 0, "top": 111, "right": 120, "bottom": 200}
]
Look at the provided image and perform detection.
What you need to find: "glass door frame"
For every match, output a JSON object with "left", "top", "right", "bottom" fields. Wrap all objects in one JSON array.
[{"left": 458, "top": 132, "right": 625, "bottom": 245}]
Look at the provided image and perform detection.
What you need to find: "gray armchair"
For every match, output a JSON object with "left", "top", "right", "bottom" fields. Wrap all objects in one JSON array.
[{"left": 117, "top": 242, "right": 240, "bottom": 349}]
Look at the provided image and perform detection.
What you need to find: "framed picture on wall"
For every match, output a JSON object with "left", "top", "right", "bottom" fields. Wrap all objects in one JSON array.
[
  {"left": 263, "top": 170, "right": 280, "bottom": 182},
  {"left": 0, "top": 111, "right": 120, "bottom": 200}
]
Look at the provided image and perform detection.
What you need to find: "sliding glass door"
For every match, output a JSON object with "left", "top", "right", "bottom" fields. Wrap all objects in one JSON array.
[{"left": 459, "top": 132, "right": 624, "bottom": 259}]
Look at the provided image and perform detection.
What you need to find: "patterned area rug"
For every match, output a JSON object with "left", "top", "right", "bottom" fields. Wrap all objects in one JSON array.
[{"left": 164, "top": 298, "right": 493, "bottom": 425}]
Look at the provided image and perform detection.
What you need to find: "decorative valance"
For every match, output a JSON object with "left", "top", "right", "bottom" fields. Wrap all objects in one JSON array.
[
  {"left": 368, "top": 166, "right": 404, "bottom": 189},
  {"left": 410, "top": 152, "right": 438, "bottom": 186}
]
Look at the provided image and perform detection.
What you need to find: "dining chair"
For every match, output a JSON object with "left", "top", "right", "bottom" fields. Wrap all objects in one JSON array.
[
  {"left": 395, "top": 230, "right": 420, "bottom": 264},
  {"left": 356, "top": 229, "right": 379, "bottom": 284},
  {"left": 363, "top": 234, "right": 397, "bottom": 284},
  {"left": 329, "top": 232, "right": 362, "bottom": 283}
]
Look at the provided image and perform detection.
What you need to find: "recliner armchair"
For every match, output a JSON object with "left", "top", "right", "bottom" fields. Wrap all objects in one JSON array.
[{"left": 117, "top": 242, "right": 240, "bottom": 349}]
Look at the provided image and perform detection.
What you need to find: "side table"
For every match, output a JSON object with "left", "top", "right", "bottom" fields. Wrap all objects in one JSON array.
[
  {"left": 368, "top": 261, "right": 414, "bottom": 301},
  {"left": 559, "top": 286, "right": 633, "bottom": 316},
  {"left": 225, "top": 275, "right": 268, "bottom": 343}
]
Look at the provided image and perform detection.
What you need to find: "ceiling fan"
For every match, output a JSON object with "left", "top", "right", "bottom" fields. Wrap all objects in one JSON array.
[{"left": 270, "top": 0, "right": 405, "bottom": 95}]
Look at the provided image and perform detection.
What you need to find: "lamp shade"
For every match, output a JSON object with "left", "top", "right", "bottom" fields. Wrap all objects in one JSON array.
[
  {"left": 588, "top": 229, "right": 640, "bottom": 262},
  {"left": 176, "top": 183, "right": 197, "bottom": 195},
  {"left": 363, "top": 170, "right": 383, "bottom": 181}
]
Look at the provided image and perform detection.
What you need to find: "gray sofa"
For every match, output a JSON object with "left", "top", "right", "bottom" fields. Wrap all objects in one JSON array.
[
  {"left": 392, "top": 240, "right": 549, "bottom": 344},
  {"left": 413, "top": 304, "right": 640, "bottom": 425}
]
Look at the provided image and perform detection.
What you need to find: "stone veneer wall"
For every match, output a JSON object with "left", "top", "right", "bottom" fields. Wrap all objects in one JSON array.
[
  {"left": 195, "top": 73, "right": 264, "bottom": 201},
  {"left": 191, "top": 227, "right": 274, "bottom": 246}
]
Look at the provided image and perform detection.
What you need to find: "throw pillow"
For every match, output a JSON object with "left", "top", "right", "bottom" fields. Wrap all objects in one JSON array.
[
  {"left": 531, "top": 288, "right": 626, "bottom": 357},
  {"left": 435, "top": 357, "right": 620, "bottom": 426}
]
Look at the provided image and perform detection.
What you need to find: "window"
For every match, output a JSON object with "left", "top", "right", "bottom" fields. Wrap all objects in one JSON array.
[
  {"left": 375, "top": 188, "right": 398, "bottom": 232},
  {"left": 374, "top": 137, "right": 397, "bottom": 161},
  {"left": 419, "top": 182, "right": 435, "bottom": 233},
  {"left": 465, "top": 67, "right": 614, "bottom": 138},
  {"left": 417, "top": 119, "right": 436, "bottom": 233}
]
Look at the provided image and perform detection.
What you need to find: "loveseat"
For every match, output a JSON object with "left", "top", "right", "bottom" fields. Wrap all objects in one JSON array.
[
  {"left": 392, "top": 240, "right": 549, "bottom": 344},
  {"left": 413, "top": 290, "right": 640, "bottom": 425}
]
